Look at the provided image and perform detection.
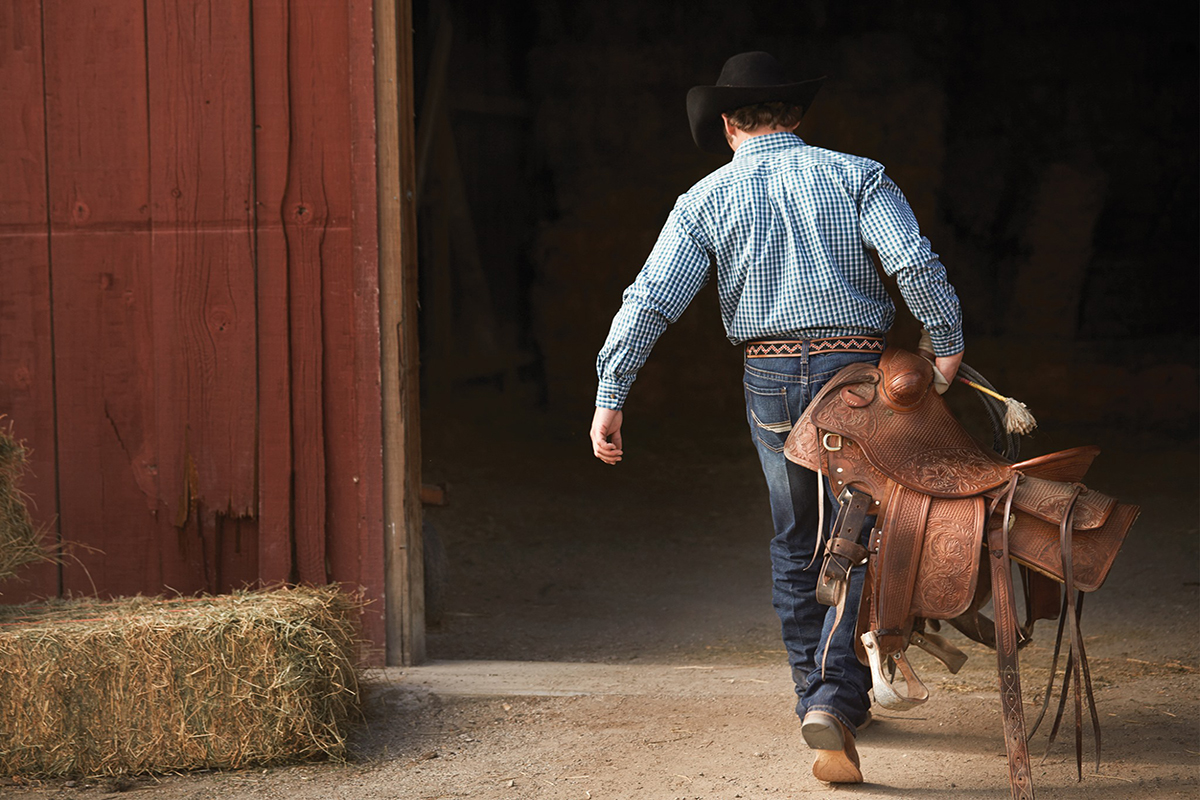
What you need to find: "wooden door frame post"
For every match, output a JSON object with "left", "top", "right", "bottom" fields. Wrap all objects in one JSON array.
[{"left": 375, "top": 0, "right": 425, "bottom": 665}]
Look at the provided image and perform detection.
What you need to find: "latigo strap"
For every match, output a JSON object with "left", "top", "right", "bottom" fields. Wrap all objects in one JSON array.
[
  {"left": 815, "top": 488, "right": 873, "bottom": 677},
  {"left": 988, "top": 477, "right": 1035, "bottom": 800}
]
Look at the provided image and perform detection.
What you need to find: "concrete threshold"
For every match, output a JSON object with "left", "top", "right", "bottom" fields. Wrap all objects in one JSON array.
[{"left": 372, "top": 660, "right": 794, "bottom": 698}]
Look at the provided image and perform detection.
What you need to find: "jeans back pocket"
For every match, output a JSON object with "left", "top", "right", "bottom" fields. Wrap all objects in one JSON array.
[{"left": 745, "top": 384, "right": 793, "bottom": 452}]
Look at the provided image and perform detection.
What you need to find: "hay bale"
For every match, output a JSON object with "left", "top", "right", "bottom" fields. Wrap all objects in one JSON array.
[
  {"left": 0, "top": 585, "right": 362, "bottom": 777},
  {"left": 0, "top": 423, "right": 43, "bottom": 584}
]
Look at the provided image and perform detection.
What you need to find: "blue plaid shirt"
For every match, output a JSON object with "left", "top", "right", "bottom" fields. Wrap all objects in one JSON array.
[{"left": 596, "top": 132, "right": 963, "bottom": 409}]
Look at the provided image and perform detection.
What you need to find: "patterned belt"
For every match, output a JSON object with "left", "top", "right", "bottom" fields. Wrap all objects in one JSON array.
[{"left": 745, "top": 335, "right": 886, "bottom": 359}]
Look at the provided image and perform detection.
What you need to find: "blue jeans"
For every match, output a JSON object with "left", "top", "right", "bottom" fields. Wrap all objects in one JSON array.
[{"left": 743, "top": 344, "right": 879, "bottom": 736}]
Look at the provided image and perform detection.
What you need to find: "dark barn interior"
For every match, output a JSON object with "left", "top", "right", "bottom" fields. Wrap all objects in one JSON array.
[{"left": 411, "top": 0, "right": 1197, "bottom": 663}]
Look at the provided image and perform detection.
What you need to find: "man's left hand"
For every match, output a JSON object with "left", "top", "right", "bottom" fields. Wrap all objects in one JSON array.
[{"left": 591, "top": 407, "right": 624, "bottom": 465}]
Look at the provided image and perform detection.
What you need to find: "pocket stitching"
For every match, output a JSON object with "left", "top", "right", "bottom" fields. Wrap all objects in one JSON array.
[
  {"left": 745, "top": 385, "right": 792, "bottom": 453},
  {"left": 750, "top": 409, "right": 794, "bottom": 434}
]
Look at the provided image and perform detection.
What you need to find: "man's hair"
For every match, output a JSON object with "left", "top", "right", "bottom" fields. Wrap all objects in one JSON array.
[{"left": 726, "top": 101, "right": 804, "bottom": 132}]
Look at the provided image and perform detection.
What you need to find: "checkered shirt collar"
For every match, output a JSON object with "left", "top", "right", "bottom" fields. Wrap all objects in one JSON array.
[{"left": 732, "top": 131, "right": 806, "bottom": 161}]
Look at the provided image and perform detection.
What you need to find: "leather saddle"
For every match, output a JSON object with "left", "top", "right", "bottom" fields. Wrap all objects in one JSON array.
[{"left": 784, "top": 347, "right": 1139, "bottom": 800}]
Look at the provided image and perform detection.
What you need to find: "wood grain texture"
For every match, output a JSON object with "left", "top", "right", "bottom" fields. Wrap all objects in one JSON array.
[
  {"left": 331, "top": 0, "right": 387, "bottom": 657},
  {"left": 49, "top": 233, "right": 175, "bottom": 596},
  {"left": 2, "top": 1, "right": 394, "bottom": 657},
  {"left": 282, "top": 0, "right": 362, "bottom": 586},
  {"left": 251, "top": 0, "right": 295, "bottom": 585},
  {"left": 378, "top": 0, "right": 425, "bottom": 665},
  {"left": 0, "top": 0, "right": 60, "bottom": 600},
  {"left": 396, "top": 0, "right": 426, "bottom": 666},
  {"left": 145, "top": 0, "right": 258, "bottom": 592},
  {"left": 215, "top": 514, "right": 259, "bottom": 591},
  {"left": 146, "top": 0, "right": 257, "bottom": 522},
  {"left": 41, "top": 0, "right": 185, "bottom": 597}
]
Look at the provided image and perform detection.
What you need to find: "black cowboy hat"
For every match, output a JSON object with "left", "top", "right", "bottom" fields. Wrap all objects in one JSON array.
[{"left": 686, "top": 51, "right": 824, "bottom": 154}]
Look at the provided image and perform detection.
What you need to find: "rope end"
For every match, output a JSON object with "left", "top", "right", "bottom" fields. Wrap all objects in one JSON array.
[{"left": 1004, "top": 399, "right": 1038, "bottom": 435}]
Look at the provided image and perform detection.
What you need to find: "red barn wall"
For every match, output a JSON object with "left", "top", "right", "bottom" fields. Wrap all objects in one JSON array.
[{"left": 0, "top": 0, "right": 387, "bottom": 656}]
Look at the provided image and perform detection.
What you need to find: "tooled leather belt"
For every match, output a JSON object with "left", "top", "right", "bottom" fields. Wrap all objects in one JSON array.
[{"left": 745, "top": 335, "right": 886, "bottom": 358}]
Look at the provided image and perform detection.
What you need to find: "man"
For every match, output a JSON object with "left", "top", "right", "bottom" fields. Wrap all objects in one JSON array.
[{"left": 589, "top": 51, "right": 964, "bottom": 784}]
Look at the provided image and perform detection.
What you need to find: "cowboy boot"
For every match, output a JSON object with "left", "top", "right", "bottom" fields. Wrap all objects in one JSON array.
[{"left": 801, "top": 710, "right": 863, "bottom": 783}]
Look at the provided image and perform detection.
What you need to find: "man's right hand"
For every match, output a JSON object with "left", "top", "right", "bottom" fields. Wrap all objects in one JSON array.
[
  {"left": 917, "top": 328, "right": 964, "bottom": 386},
  {"left": 590, "top": 407, "right": 624, "bottom": 465},
  {"left": 935, "top": 351, "right": 964, "bottom": 385}
]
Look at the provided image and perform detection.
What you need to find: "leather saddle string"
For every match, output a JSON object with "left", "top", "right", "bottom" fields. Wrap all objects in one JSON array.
[
  {"left": 816, "top": 482, "right": 844, "bottom": 680},
  {"left": 1028, "top": 591, "right": 1070, "bottom": 740},
  {"left": 1056, "top": 486, "right": 1101, "bottom": 778},
  {"left": 1042, "top": 597, "right": 1096, "bottom": 768},
  {"left": 1044, "top": 645, "right": 1074, "bottom": 758},
  {"left": 1018, "top": 568, "right": 1038, "bottom": 643},
  {"left": 817, "top": 489, "right": 872, "bottom": 679},
  {"left": 1076, "top": 591, "right": 1101, "bottom": 772},
  {"left": 987, "top": 473, "right": 1035, "bottom": 800},
  {"left": 808, "top": 453, "right": 826, "bottom": 570},
  {"left": 820, "top": 579, "right": 845, "bottom": 679}
]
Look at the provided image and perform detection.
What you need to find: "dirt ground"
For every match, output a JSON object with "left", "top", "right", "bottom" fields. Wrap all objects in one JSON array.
[{"left": 3, "top": 399, "right": 1198, "bottom": 800}]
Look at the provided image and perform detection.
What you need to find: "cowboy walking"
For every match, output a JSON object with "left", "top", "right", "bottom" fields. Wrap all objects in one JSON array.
[{"left": 589, "top": 51, "right": 965, "bottom": 784}]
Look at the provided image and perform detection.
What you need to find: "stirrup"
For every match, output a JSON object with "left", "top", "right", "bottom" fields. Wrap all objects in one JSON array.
[{"left": 862, "top": 630, "right": 930, "bottom": 711}]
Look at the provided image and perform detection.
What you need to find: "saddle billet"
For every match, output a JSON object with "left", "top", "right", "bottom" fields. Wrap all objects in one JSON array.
[{"left": 783, "top": 347, "right": 1139, "bottom": 800}]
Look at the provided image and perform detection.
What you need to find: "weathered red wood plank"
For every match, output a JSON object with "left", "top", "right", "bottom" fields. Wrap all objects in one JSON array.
[
  {"left": 283, "top": 0, "right": 371, "bottom": 586},
  {"left": 145, "top": 229, "right": 259, "bottom": 593},
  {"left": 217, "top": 516, "right": 259, "bottom": 591},
  {"left": 339, "top": 0, "right": 387, "bottom": 658},
  {"left": 145, "top": 0, "right": 257, "bottom": 540},
  {"left": 0, "top": 2, "right": 49, "bottom": 228},
  {"left": 43, "top": 3, "right": 152, "bottom": 229},
  {"left": 0, "top": 234, "right": 59, "bottom": 602},
  {"left": 0, "top": 0, "right": 60, "bottom": 600},
  {"left": 251, "top": 0, "right": 295, "bottom": 585},
  {"left": 0, "top": 232, "right": 59, "bottom": 603},
  {"left": 41, "top": 0, "right": 192, "bottom": 597},
  {"left": 317, "top": 219, "right": 358, "bottom": 588},
  {"left": 49, "top": 234, "right": 178, "bottom": 597}
]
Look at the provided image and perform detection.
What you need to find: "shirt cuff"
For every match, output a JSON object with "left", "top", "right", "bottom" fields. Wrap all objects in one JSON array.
[
  {"left": 595, "top": 378, "right": 629, "bottom": 410},
  {"left": 927, "top": 327, "right": 965, "bottom": 357}
]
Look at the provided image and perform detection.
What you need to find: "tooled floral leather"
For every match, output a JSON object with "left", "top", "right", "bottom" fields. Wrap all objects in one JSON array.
[
  {"left": 809, "top": 360, "right": 1010, "bottom": 497},
  {"left": 897, "top": 447, "right": 1010, "bottom": 496},
  {"left": 910, "top": 496, "right": 985, "bottom": 618},
  {"left": 1008, "top": 502, "right": 1139, "bottom": 592},
  {"left": 783, "top": 411, "right": 822, "bottom": 471},
  {"left": 1004, "top": 476, "right": 1116, "bottom": 530},
  {"left": 826, "top": 439, "right": 891, "bottom": 501},
  {"left": 784, "top": 361, "right": 878, "bottom": 471},
  {"left": 872, "top": 484, "right": 930, "bottom": 655},
  {"left": 785, "top": 348, "right": 1138, "bottom": 599}
]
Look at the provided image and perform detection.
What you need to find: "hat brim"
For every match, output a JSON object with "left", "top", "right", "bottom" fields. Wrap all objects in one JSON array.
[{"left": 686, "top": 78, "right": 824, "bottom": 154}]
